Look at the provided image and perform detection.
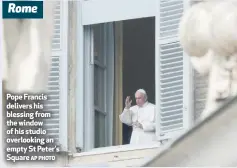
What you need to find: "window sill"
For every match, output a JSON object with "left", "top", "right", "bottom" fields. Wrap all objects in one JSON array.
[
  {"left": 72, "top": 142, "right": 161, "bottom": 157},
  {"left": 69, "top": 143, "right": 161, "bottom": 167}
]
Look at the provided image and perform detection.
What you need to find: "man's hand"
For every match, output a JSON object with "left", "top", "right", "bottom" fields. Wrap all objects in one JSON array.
[
  {"left": 137, "top": 122, "right": 143, "bottom": 129},
  {"left": 125, "top": 96, "right": 132, "bottom": 109},
  {"left": 132, "top": 122, "right": 143, "bottom": 129}
]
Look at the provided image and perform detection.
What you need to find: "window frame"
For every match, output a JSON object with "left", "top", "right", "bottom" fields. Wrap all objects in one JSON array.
[
  {"left": 93, "top": 24, "right": 109, "bottom": 148},
  {"left": 77, "top": 23, "right": 114, "bottom": 151},
  {"left": 81, "top": 0, "right": 157, "bottom": 25},
  {"left": 76, "top": 0, "right": 194, "bottom": 154}
]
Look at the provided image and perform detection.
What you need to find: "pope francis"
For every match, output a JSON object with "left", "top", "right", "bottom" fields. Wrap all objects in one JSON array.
[{"left": 119, "top": 89, "right": 157, "bottom": 145}]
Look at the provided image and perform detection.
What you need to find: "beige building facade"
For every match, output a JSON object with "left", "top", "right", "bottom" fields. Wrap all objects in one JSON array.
[{"left": 45, "top": 0, "right": 208, "bottom": 166}]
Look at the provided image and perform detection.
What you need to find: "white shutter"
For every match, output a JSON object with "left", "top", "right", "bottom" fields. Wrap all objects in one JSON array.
[
  {"left": 156, "top": 0, "right": 192, "bottom": 141},
  {"left": 193, "top": 71, "right": 208, "bottom": 120},
  {"left": 44, "top": 0, "right": 68, "bottom": 151}
]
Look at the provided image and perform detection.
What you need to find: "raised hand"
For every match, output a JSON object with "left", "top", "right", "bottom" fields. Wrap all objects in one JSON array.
[{"left": 125, "top": 96, "right": 132, "bottom": 109}]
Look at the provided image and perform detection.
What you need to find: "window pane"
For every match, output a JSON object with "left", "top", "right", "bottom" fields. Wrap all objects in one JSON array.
[
  {"left": 94, "top": 111, "right": 106, "bottom": 148},
  {"left": 93, "top": 24, "right": 105, "bottom": 64},
  {"left": 94, "top": 65, "right": 105, "bottom": 110}
]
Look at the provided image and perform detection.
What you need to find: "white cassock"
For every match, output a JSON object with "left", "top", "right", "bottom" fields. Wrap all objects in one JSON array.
[{"left": 119, "top": 102, "right": 157, "bottom": 145}]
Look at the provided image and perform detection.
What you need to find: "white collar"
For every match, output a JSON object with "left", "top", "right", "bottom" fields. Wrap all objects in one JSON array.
[{"left": 139, "top": 101, "right": 149, "bottom": 108}]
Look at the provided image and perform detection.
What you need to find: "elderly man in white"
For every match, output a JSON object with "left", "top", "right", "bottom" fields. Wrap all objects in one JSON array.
[{"left": 119, "top": 89, "right": 157, "bottom": 145}]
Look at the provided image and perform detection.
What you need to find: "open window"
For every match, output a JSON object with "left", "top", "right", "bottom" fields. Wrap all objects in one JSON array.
[
  {"left": 75, "top": 0, "right": 194, "bottom": 154},
  {"left": 82, "top": 23, "right": 114, "bottom": 150}
]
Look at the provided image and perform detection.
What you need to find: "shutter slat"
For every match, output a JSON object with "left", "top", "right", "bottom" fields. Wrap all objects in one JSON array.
[
  {"left": 162, "top": 124, "right": 183, "bottom": 132},
  {"left": 161, "top": 75, "right": 183, "bottom": 82},
  {"left": 161, "top": 8, "right": 183, "bottom": 16},
  {"left": 161, "top": 65, "right": 183, "bottom": 72},
  {"left": 44, "top": 124, "right": 59, "bottom": 127},
  {"left": 161, "top": 109, "right": 183, "bottom": 117},
  {"left": 161, "top": 118, "right": 183, "bottom": 125},
  {"left": 161, "top": 58, "right": 183, "bottom": 65},
  {"left": 161, "top": 61, "right": 183, "bottom": 69},
  {"left": 162, "top": 114, "right": 183, "bottom": 120},
  {"left": 161, "top": 104, "right": 183, "bottom": 111},
  {"left": 161, "top": 84, "right": 183, "bottom": 91},
  {"left": 160, "top": 80, "right": 183, "bottom": 88},
  {"left": 160, "top": 19, "right": 180, "bottom": 31},
  {"left": 46, "top": 129, "right": 60, "bottom": 132},
  {"left": 161, "top": 99, "right": 183, "bottom": 106},
  {"left": 161, "top": 90, "right": 183, "bottom": 98},
  {"left": 162, "top": 95, "right": 183, "bottom": 103},
  {"left": 160, "top": 0, "right": 183, "bottom": 8}
]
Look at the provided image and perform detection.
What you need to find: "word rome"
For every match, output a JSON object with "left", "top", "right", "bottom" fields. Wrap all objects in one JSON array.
[{"left": 8, "top": 3, "right": 38, "bottom": 13}]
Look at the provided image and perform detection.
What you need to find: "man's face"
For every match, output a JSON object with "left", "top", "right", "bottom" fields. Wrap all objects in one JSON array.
[{"left": 135, "top": 92, "right": 145, "bottom": 107}]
